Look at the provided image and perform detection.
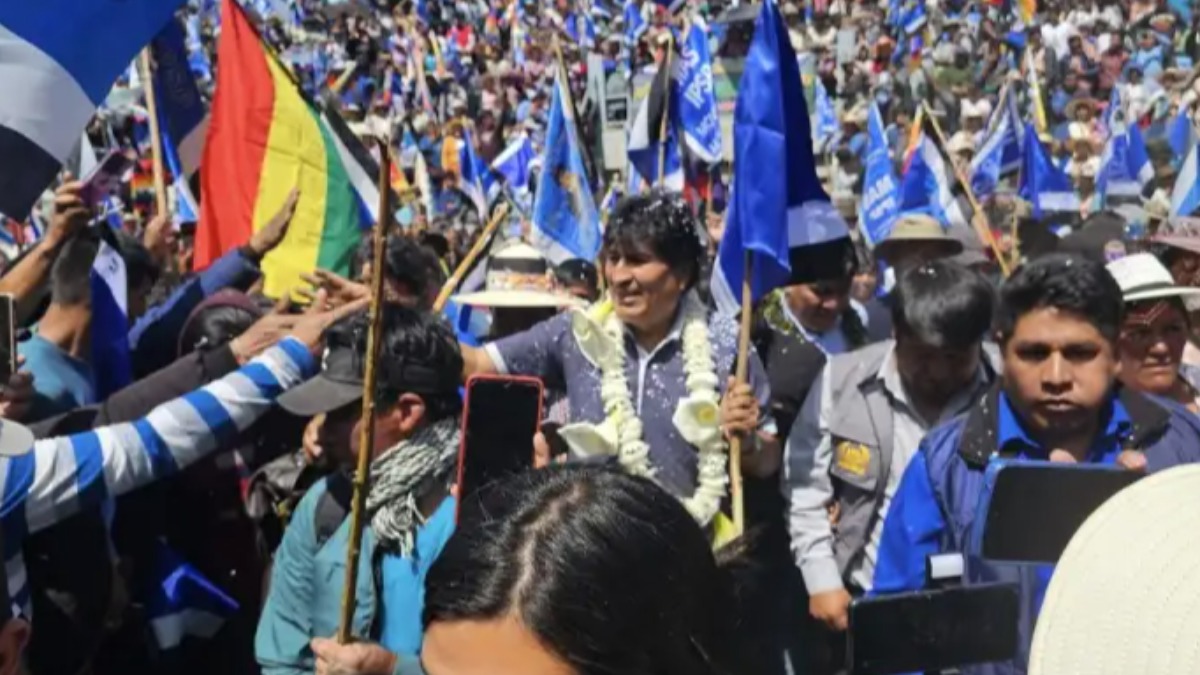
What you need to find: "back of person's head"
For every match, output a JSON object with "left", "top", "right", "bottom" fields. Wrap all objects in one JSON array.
[
  {"left": 891, "top": 260, "right": 996, "bottom": 349},
  {"left": 422, "top": 465, "right": 739, "bottom": 675},
  {"left": 110, "top": 230, "right": 159, "bottom": 293},
  {"left": 554, "top": 259, "right": 599, "bottom": 301},
  {"left": 176, "top": 291, "right": 263, "bottom": 357},
  {"left": 604, "top": 191, "right": 705, "bottom": 290},
  {"left": 354, "top": 304, "right": 462, "bottom": 423},
  {"left": 997, "top": 253, "right": 1123, "bottom": 344},
  {"left": 385, "top": 236, "right": 444, "bottom": 302}
]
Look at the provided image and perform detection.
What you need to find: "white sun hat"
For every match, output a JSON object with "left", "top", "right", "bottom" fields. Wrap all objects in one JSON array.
[
  {"left": 452, "top": 242, "right": 585, "bottom": 309},
  {"left": 1105, "top": 252, "right": 1200, "bottom": 303},
  {"left": 1029, "top": 464, "right": 1200, "bottom": 675}
]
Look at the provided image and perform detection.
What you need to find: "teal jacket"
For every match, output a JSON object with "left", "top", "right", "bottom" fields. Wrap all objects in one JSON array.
[{"left": 255, "top": 476, "right": 452, "bottom": 675}]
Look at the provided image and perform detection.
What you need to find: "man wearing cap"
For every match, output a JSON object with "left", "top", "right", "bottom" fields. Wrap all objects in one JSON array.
[
  {"left": 784, "top": 261, "right": 999, "bottom": 672},
  {"left": 872, "top": 255, "right": 1200, "bottom": 675},
  {"left": 258, "top": 306, "right": 464, "bottom": 675}
]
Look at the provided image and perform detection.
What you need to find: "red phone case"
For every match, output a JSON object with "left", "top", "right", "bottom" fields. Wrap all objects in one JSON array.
[{"left": 454, "top": 374, "right": 545, "bottom": 522}]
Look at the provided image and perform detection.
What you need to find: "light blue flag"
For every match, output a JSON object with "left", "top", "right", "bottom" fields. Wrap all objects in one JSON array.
[
  {"left": 711, "top": 0, "right": 846, "bottom": 314},
  {"left": 90, "top": 231, "right": 131, "bottom": 399},
  {"left": 1172, "top": 136, "right": 1200, "bottom": 217},
  {"left": 676, "top": 17, "right": 722, "bottom": 164},
  {"left": 1019, "top": 123, "right": 1079, "bottom": 217},
  {"left": 491, "top": 134, "right": 536, "bottom": 191},
  {"left": 0, "top": 0, "right": 190, "bottom": 219},
  {"left": 861, "top": 103, "right": 900, "bottom": 247},
  {"left": 1168, "top": 107, "right": 1194, "bottom": 162},
  {"left": 459, "top": 129, "right": 494, "bottom": 217},
  {"left": 813, "top": 78, "right": 839, "bottom": 152},
  {"left": 531, "top": 66, "right": 602, "bottom": 264}
]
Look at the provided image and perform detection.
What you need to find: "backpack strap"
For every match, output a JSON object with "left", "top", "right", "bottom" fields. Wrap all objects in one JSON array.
[{"left": 315, "top": 471, "right": 354, "bottom": 547}]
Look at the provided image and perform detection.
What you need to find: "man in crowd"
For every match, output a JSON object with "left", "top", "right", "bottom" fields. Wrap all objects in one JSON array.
[
  {"left": 257, "top": 306, "right": 464, "bottom": 675},
  {"left": 873, "top": 254, "right": 1200, "bottom": 674},
  {"left": 784, "top": 260, "right": 999, "bottom": 673}
]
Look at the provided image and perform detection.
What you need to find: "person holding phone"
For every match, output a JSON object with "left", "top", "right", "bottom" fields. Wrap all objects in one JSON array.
[
  {"left": 257, "top": 306, "right": 463, "bottom": 675},
  {"left": 872, "top": 255, "right": 1200, "bottom": 675}
]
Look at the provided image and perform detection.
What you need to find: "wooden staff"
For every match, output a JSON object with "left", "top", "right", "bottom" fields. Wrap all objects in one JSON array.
[
  {"left": 139, "top": 50, "right": 169, "bottom": 218},
  {"left": 432, "top": 202, "right": 511, "bottom": 312},
  {"left": 337, "top": 140, "right": 392, "bottom": 644},
  {"left": 656, "top": 31, "right": 675, "bottom": 190},
  {"left": 920, "top": 102, "right": 1011, "bottom": 277},
  {"left": 728, "top": 251, "right": 753, "bottom": 536}
]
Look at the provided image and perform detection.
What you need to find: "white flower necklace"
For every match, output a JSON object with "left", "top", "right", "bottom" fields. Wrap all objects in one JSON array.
[{"left": 560, "top": 292, "right": 729, "bottom": 525}]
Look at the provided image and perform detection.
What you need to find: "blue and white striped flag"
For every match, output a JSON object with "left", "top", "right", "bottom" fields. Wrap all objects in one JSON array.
[
  {"left": 0, "top": 0, "right": 189, "bottom": 219},
  {"left": 624, "top": 0, "right": 648, "bottom": 46},
  {"left": 901, "top": 135, "right": 968, "bottom": 228},
  {"left": 1172, "top": 136, "right": 1200, "bottom": 217},
  {"left": 491, "top": 134, "right": 537, "bottom": 192},
  {"left": 90, "top": 232, "right": 131, "bottom": 399}
]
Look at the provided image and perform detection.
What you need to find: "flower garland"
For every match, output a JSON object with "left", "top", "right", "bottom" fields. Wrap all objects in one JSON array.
[{"left": 560, "top": 292, "right": 729, "bottom": 525}]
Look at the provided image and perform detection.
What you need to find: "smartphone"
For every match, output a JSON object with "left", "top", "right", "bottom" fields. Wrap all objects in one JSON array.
[
  {"left": 848, "top": 583, "right": 1020, "bottom": 675},
  {"left": 80, "top": 151, "right": 135, "bottom": 207},
  {"left": 455, "top": 375, "right": 544, "bottom": 516},
  {"left": 0, "top": 294, "right": 13, "bottom": 385}
]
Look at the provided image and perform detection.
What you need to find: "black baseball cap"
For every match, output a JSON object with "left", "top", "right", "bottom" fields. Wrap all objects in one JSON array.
[{"left": 277, "top": 343, "right": 363, "bottom": 417}]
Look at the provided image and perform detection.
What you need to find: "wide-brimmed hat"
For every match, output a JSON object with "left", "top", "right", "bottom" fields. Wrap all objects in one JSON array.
[
  {"left": 875, "top": 213, "right": 964, "bottom": 261},
  {"left": 453, "top": 242, "right": 585, "bottom": 308},
  {"left": 1064, "top": 97, "right": 1100, "bottom": 119},
  {"left": 1106, "top": 252, "right": 1200, "bottom": 303},
  {"left": 947, "top": 132, "right": 976, "bottom": 155},
  {"left": 1030, "top": 465, "right": 1200, "bottom": 675}
]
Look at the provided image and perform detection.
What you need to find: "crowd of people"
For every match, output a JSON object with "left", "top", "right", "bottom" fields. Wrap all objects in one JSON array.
[{"left": 4, "top": 0, "right": 1200, "bottom": 674}]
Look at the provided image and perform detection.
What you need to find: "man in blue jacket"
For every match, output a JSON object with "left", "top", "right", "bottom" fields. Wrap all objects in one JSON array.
[
  {"left": 873, "top": 254, "right": 1200, "bottom": 675},
  {"left": 256, "top": 306, "right": 462, "bottom": 675}
]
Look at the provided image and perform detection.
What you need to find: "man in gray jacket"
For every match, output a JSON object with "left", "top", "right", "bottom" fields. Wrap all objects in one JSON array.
[{"left": 782, "top": 261, "right": 999, "bottom": 671}]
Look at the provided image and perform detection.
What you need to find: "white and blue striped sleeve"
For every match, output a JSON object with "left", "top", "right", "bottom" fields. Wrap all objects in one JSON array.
[{"left": 0, "top": 338, "right": 315, "bottom": 539}]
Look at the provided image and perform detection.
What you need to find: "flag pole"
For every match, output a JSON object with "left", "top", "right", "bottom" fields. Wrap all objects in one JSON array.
[
  {"left": 139, "top": 50, "right": 170, "bottom": 219},
  {"left": 337, "top": 140, "right": 392, "bottom": 644},
  {"left": 432, "top": 202, "right": 510, "bottom": 312},
  {"left": 656, "top": 31, "right": 675, "bottom": 189},
  {"left": 727, "top": 251, "right": 753, "bottom": 537},
  {"left": 920, "top": 102, "right": 1011, "bottom": 277}
]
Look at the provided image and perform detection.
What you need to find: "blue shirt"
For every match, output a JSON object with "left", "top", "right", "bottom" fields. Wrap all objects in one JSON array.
[
  {"left": 18, "top": 333, "right": 95, "bottom": 422},
  {"left": 873, "top": 392, "right": 1131, "bottom": 594},
  {"left": 378, "top": 497, "right": 457, "bottom": 656}
]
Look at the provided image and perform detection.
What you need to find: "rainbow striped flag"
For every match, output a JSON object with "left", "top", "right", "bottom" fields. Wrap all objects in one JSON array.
[{"left": 196, "top": 0, "right": 364, "bottom": 298}]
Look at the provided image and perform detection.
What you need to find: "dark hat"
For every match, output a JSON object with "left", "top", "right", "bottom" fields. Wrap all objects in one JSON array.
[
  {"left": 785, "top": 202, "right": 858, "bottom": 285},
  {"left": 277, "top": 342, "right": 363, "bottom": 417}
]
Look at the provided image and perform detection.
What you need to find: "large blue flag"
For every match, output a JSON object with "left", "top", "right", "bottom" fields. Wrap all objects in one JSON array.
[
  {"left": 1019, "top": 123, "right": 1079, "bottom": 217},
  {"left": 861, "top": 103, "right": 900, "bottom": 246},
  {"left": 711, "top": 0, "right": 845, "bottom": 314},
  {"left": 531, "top": 65, "right": 602, "bottom": 264},
  {"left": 0, "top": 0, "right": 188, "bottom": 218},
  {"left": 676, "top": 17, "right": 722, "bottom": 164}
]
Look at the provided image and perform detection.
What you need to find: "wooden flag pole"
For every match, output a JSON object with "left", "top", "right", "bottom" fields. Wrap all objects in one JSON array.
[
  {"left": 656, "top": 32, "right": 675, "bottom": 189},
  {"left": 337, "top": 140, "right": 392, "bottom": 644},
  {"left": 139, "top": 50, "right": 169, "bottom": 219},
  {"left": 728, "top": 251, "right": 753, "bottom": 537},
  {"left": 432, "top": 203, "right": 510, "bottom": 312},
  {"left": 920, "top": 102, "right": 1011, "bottom": 277}
]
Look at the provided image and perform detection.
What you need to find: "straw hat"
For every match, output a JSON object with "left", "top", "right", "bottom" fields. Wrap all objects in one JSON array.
[
  {"left": 947, "top": 132, "right": 976, "bottom": 156},
  {"left": 1064, "top": 97, "right": 1100, "bottom": 120},
  {"left": 1030, "top": 465, "right": 1200, "bottom": 675},
  {"left": 452, "top": 242, "right": 585, "bottom": 308},
  {"left": 1106, "top": 252, "right": 1200, "bottom": 303},
  {"left": 875, "top": 213, "right": 964, "bottom": 260}
]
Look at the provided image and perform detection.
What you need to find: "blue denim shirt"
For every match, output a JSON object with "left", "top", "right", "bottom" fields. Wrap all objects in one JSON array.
[{"left": 485, "top": 306, "right": 774, "bottom": 496}]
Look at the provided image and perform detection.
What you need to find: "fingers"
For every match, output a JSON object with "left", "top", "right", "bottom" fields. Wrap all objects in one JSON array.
[
  {"left": 323, "top": 296, "right": 369, "bottom": 324},
  {"left": 305, "top": 289, "right": 331, "bottom": 315},
  {"left": 533, "top": 432, "right": 550, "bottom": 469},
  {"left": 310, "top": 638, "right": 336, "bottom": 660},
  {"left": 271, "top": 293, "right": 292, "bottom": 316}
]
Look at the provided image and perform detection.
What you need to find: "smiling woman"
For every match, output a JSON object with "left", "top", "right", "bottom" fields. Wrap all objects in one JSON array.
[{"left": 418, "top": 465, "right": 742, "bottom": 675}]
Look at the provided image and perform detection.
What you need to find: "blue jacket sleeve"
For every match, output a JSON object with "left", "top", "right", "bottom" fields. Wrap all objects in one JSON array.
[
  {"left": 256, "top": 481, "right": 323, "bottom": 675},
  {"left": 128, "top": 247, "right": 261, "bottom": 378},
  {"left": 871, "top": 450, "right": 946, "bottom": 594}
]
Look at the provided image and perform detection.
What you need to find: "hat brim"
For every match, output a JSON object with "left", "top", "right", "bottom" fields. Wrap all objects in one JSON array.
[
  {"left": 1154, "top": 235, "right": 1200, "bottom": 255},
  {"left": 453, "top": 289, "right": 585, "bottom": 308},
  {"left": 1124, "top": 287, "right": 1200, "bottom": 303},
  {"left": 0, "top": 418, "right": 34, "bottom": 457},
  {"left": 277, "top": 374, "right": 363, "bottom": 417},
  {"left": 875, "top": 237, "right": 964, "bottom": 260}
]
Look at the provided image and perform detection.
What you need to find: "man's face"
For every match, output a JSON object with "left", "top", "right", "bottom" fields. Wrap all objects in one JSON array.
[
  {"left": 785, "top": 278, "right": 852, "bottom": 334},
  {"left": 1002, "top": 307, "right": 1119, "bottom": 441},
  {"left": 604, "top": 243, "right": 689, "bottom": 333},
  {"left": 895, "top": 336, "right": 982, "bottom": 407},
  {"left": 321, "top": 400, "right": 363, "bottom": 466}
]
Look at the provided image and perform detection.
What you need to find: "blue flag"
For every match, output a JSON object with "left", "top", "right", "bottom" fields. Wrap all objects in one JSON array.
[
  {"left": 1099, "top": 115, "right": 1152, "bottom": 204},
  {"left": 624, "top": 0, "right": 647, "bottom": 45},
  {"left": 1169, "top": 107, "right": 1194, "bottom": 162},
  {"left": 813, "top": 78, "right": 839, "bottom": 152},
  {"left": 970, "top": 89, "right": 1020, "bottom": 199},
  {"left": 1172, "top": 135, "right": 1200, "bottom": 217},
  {"left": 711, "top": 0, "right": 845, "bottom": 314},
  {"left": 1019, "top": 123, "right": 1079, "bottom": 217},
  {"left": 144, "top": 542, "right": 238, "bottom": 651},
  {"left": 627, "top": 62, "right": 684, "bottom": 191},
  {"left": 676, "top": 17, "right": 722, "bottom": 163},
  {"left": 152, "top": 18, "right": 210, "bottom": 178},
  {"left": 531, "top": 66, "right": 602, "bottom": 264},
  {"left": 901, "top": 135, "right": 963, "bottom": 226},
  {"left": 90, "top": 232, "right": 131, "bottom": 399},
  {"left": 459, "top": 129, "right": 494, "bottom": 217},
  {"left": 861, "top": 103, "right": 900, "bottom": 246}
]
